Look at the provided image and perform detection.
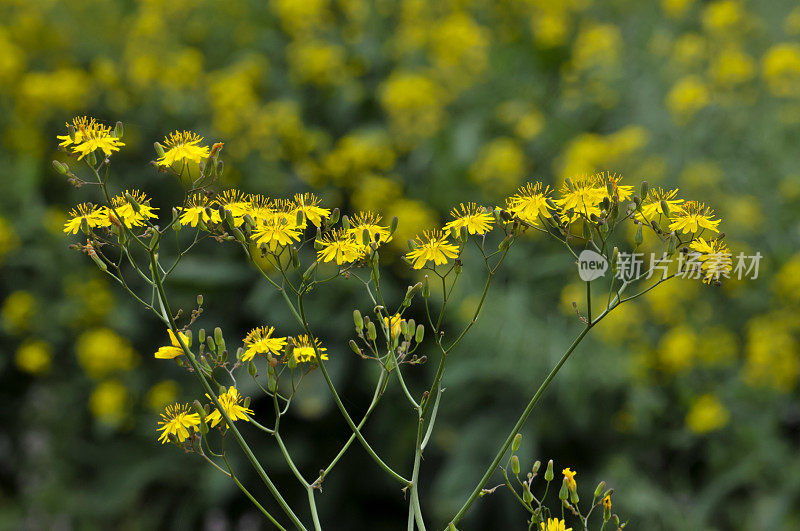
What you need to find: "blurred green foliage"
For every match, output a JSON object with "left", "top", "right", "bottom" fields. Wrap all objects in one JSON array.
[{"left": 1, "top": 0, "right": 800, "bottom": 529}]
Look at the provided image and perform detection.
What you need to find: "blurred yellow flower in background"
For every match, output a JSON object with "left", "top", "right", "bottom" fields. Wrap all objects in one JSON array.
[
  {"left": 76, "top": 327, "right": 138, "bottom": 379},
  {"left": 686, "top": 394, "right": 730, "bottom": 433},
  {"left": 89, "top": 379, "right": 129, "bottom": 426},
  {"left": 15, "top": 339, "right": 53, "bottom": 375}
]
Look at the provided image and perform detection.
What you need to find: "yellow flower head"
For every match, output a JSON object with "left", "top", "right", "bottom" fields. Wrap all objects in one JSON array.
[
  {"left": 157, "top": 403, "right": 201, "bottom": 444},
  {"left": 154, "top": 329, "right": 189, "bottom": 359},
  {"left": 110, "top": 190, "right": 158, "bottom": 227},
  {"left": 689, "top": 237, "right": 732, "bottom": 284},
  {"left": 293, "top": 193, "right": 330, "bottom": 228},
  {"left": 556, "top": 174, "right": 606, "bottom": 220},
  {"left": 58, "top": 116, "right": 124, "bottom": 160},
  {"left": 506, "top": 182, "right": 553, "bottom": 225},
  {"left": 444, "top": 202, "right": 494, "bottom": 235},
  {"left": 638, "top": 187, "right": 684, "bottom": 221},
  {"left": 384, "top": 313, "right": 405, "bottom": 340},
  {"left": 348, "top": 211, "right": 392, "bottom": 245},
  {"left": 253, "top": 212, "right": 302, "bottom": 251},
  {"left": 405, "top": 230, "right": 460, "bottom": 270},
  {"left": 603, "top": 494, "right": 612, "bottom": 511},
  {"left": 595, "top": 171, "right": 633, "bottom": 202},
  {"left": 179, "top": 193, "right": 221, "bottom": 227},
  {"left": 562, "top": 467, "right": 577, "bottom": 492},
  {"left": 247, "top": 194, "right": 275, "bottom": 223},
  {"left": 317, "top": 228, "right": 365, "bottom": 265},
  {"left": 669, "top": 201, "right": 721, "bottom": 234},
  {"left": 63, "top": 203, "right": 110, "bottom": 234},
  {"left": 206, "top": 387, "right": 253, "bottom": 428},
  {"left": 292, "top": 334, "right": 328, "bottom": 363},
  {"left": 540, "top": 518, "right": 572, "bottom": 531},
  {"left": 157, "top": 131, "right": 211, "bottom": 167},
  {"left": 242, "top": 326, "right": 287, "bottom": 362},
  {"left": 215, "top": 189, "right": 251, "bottom": 225}
]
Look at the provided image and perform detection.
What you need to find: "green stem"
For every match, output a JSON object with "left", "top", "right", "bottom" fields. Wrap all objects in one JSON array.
[{"left": 447, "top": 325, "right": 593, "bottom": 528}]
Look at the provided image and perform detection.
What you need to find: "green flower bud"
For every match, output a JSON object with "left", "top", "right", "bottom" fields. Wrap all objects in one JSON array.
[
  {"left": 405, "top": 319, "right": 415, "bottom": 340},
  {"left": 415, "top": 324, "right": 424, "bottom": 343},
  {"left": 400, "top": 319, "right": 408, "bottom": 338},
  {"left": 193, "top": 400, "right": 206, "bottom": 421},
  {"left": 114, "top": 121, "right": 124, "bottom": 138},
  {"left": 633, "top": 194, "right": 642, "bottom": 206},
  {"left": 667, "top": 232, "right": 677, "bottom": 255},
  {"left": 214, "top": 327, "right": 224, "bottom": 348},
  {"left": 640, "top": 180, "right": 649, "bottom": 199},
  {"left": 206, "top": 335, "right": 216, "bottom": 354},
  {"left": 532, "top": 460, "right": 541, "bottom": 474},
  {"left": 242, "top": 396, "right": 250, "bottom": 409},
  {"left": 634, "top": 223, "right": 643, "bottom": 247},
  {"left": 559, "top": 477, "right": 569, "bottom": 501},
  {"left": 570, "top": 486, "right": 579, "bottom": 504},
  {"left": 89, "top": 250, "right": 107, "bottom": 271},
  {"left": 328, "top": 208, "right": 340, "bottom": 226},
  {"left": 660, "top": 199, "right": 671, "bottom": 218},
  {"left": 362, "top": 228, "right": 371, "bottom": 246},
  {"left": 232, "top": 228, "right": 246, "bottom": 243},
  {"left": 52, "top": 160, "right": 69, "bottom": 175},
  {"left": 545, "top": 460, "right": 554, "bottom": 481},
  {"left": 594, "top": 481, "right": 606, "bottom": 499},
  {"left": 243, "top": 214, "right": 255, "bottom": 229},
  {"left": 366, "top": 322, "right": 377, "bottom": 341},
  {"left": 511, "top": 455, "right": 520, "bottom": 475},
  {"left": 342, "top": 215, "right": 350, "bottom": 230},
  {"left": 512, "top": 433, "right": 522, "bottom": 453},
  {"left": 523, "top": 482, "right": 534, "bottom": 504},
  {"left": 353, "top": 310, "right": 364, "bottom": 331},
  {"left": 216, "top": 159, "right": 224, "bottom": 177},
  {"left": 248, "top": 360, "right": 257, "bottom": 376},
  {"left": 422, "top": 275, "right": 430, "bottom": 298},
  {"left": 154, "top": 142, "right": 166, "bottom": 158},
  {"left": 349, "top": 340, "right": 361, "bottom": 355},
  {"left": 290, "top": 245, "right": 299, "bottom": 269},
  {"left": 389, "top": 216, "right": 398, "bottom": 237},
  {"left": 302, "top": 261, "right": 318, "bottom": 282},
  {"left": 198, "top": 328, "right": 206, "bottom": 344},
  {"left": 125, "top": 192, "right": 141, "bottom": 213}
]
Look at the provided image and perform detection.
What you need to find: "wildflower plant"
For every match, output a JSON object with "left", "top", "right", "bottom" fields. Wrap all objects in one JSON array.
[{"left": 57, "top": 119, "right": 733, "bottom": 530}]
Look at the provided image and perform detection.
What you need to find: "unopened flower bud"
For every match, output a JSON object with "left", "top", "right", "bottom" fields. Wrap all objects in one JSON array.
[
  {"left": 328, "top": 208, "right": 340, "bottom": 226},
  {"left": 362, "top": 228, "right": 371, "bottom": 246},
  {"left": 415, "top": 324, "right": 424, "bottom": 343},
  {"left": 523, "top": 482, "right": 534, "bottom": 504},
  {"left": 570, "top": 487, "right": 579, "bottom": 504},
  {"left": 390, "top": 216, "right": 399, "bottom": 236},
  {"left": 302, "top": 261, "right": 317, "bottom": 282},
  {"left": 52, "top": 160, "right": 69, "bottom": 175},
  {"left": 634, "top": 223, "right": 643, "bottom": 247},
  {"left": 154, "top": 142, "right": 166, "bottom": 158},
  {"left": 633, "top": 195, "right": 641, "bottom": 206},
  {"left": 667, "top": 232, "right": 677, "bottom": 255},
  {"left": 349, "top": 340, "right": 361, "bottom": 355},
  {"left": 353, "top": 310, "right": 364, "bottom": 331},
  {"left": 594, "top": 481, "right": 606, "bottom": 499},
  {"left": 660, "top": 199, "right": 671, "bottom": 218},
  {"left": 248, "top": 360, "right": 257, "bottom": 376},
  {"left": 342, "top": 215, "right": 350, "bottom": 230},
  {"left": 366, "top": 322, "right": 377, "bottom": 341},
  {"left": 640, "top": 180, "right": 649, "bottom": 199},
  {"left": 512, "top": 433, "right": 522, "bottom": 453},
  {"left": 422, "top": 275, "right": 430, "bottom": 298},
  {"left": 511, "top": 455, "right": 520, "bottom": 475},
  {"left": 532, "top": 460, "right": 541, "bottom": 474},
  {"left": 545, "top": 460, "right": 554, "bottom": 481},
  {"left": 114, "top": 121, "right": 124, "bottom": 138},
  {"left": 214, "top": 327, "right": 224, "bottom": 352},
  {"left": 559, "top": 477, "right": 569, "bottom": 501},
  {"left": 243, "top": 396, "right": 250, "bottom": 409}
]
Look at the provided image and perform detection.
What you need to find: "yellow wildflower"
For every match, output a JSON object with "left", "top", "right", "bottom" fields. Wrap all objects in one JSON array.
[
  {"left": 669, "top": 201, "right": 721, "bottom": 234},
  {"left": 444, "top": 203, "right": 494, "bottom": 235},
  {"left": 154, "top": 329, "right": 189, "bottom": 360},
  {"left": 348, "top": 211, "right": 392, "bottom": 244},
  {"left": 157, "top": 403, "right": 201, "bottom": 444},
  {"left": 689, "top": 237, "right": 732, "bottom": 284},
  {"left": 179, "top": 193, "right": 222, "bottom": 227},
  {"left": 292, "top": 334, "right": 328, "bottom": 363},
  {"left": 206, "top": 387, "right": 254, "bottom": 428},
  {"left": 686, "top": 393, "right": 730, "bottom": 433},
  {"left": 506, "top": 182, "right": 553, "bottom": 225},
  {"left": 540, "top": 518, "right": 572, "bottom": 531},
  {"left": 384, "top": 313, "right": 404, "bottom": 340},
  {"left": 15, "top": 339, "right": 53, "bottom": 375},
  {"left": 247, "top": 194, "right": 275, "bottom": 223},
  {"left": 253, "top": 212, "right": 302, "bottom": 251},
  {"left": 562, "top": 467, "right": 577, "bottom": 492},
  {"left": 58, "top": 116, "right": 124, "bottom": 160},
  {"left": 595, "top": 172, "right": 633, "bottom": 202},
  {"left": 762, "top": 43, "right": 800, "bottom": 97},
  {"left": 110, "top": 190, "right": 158, "bottom": 227},
  {"left": 603, "top": 494, "right": 612, "bottom": 511},
  {"left": 63, "top": 203, "right": 111, "bottom": 234},
  {"left": 317, "top": 228, "right": 365, "bottom": 265},
  {"left": 638, "top": 187, "right": 684, "bottom": 221},
  {"left": 215, "top": 189, "right": 251, "bottom": 226},
  {"left": 242, "top": 326, "right": 287, "bottom": 362},
  {"left": 405, "top": 230, "right": 460, "bottom": 270},
  {"left": 157, "top": 131, "right": 210, "bottom": 167},
  {"left": 293, "top": 193, "right": 330, "bottom": 227},
  {"left": 556, "top": 174, "right": 605, "bottom": 220}
]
